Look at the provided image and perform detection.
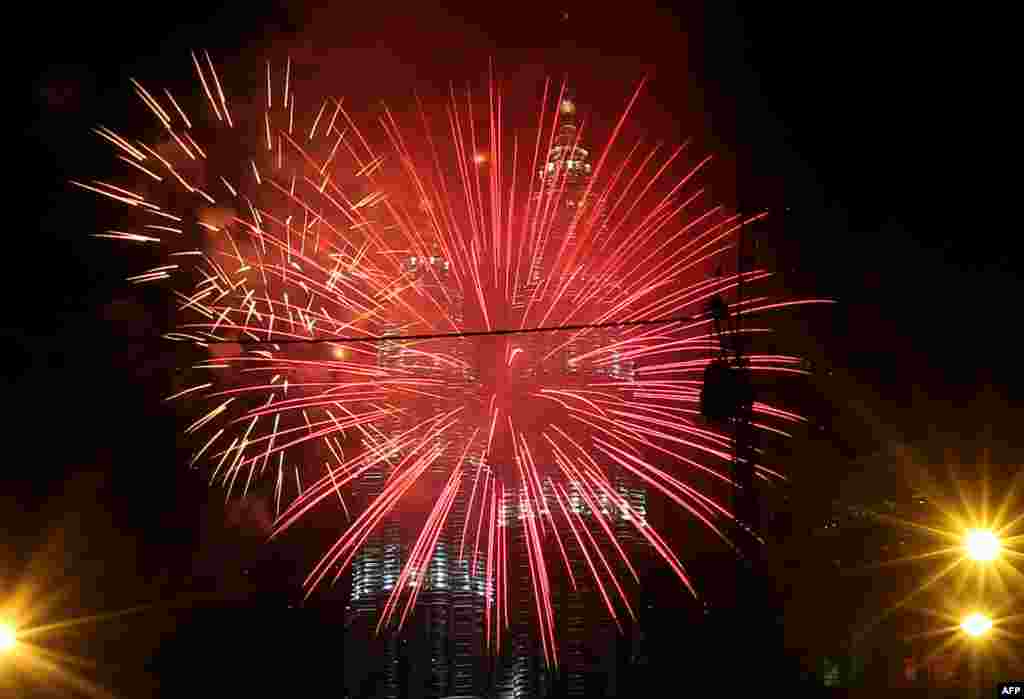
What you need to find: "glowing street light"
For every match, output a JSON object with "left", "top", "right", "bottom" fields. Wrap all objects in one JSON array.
[
  {"left": 960, "top": 612, "right": 993, "bottom": 638},
  {"left": 0, "top": 621, "right": 16, "bottom": 653},
  {"left": 473, "top": 153, "right": 487, "bottom": 165},
  {"left": 964, "top": 528, "right": 1001, "bottom": 562}
]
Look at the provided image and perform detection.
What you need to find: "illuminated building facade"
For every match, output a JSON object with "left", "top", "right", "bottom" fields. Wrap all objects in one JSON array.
[
  {"left": 346, "top": 93, "right": 647, "bottom": 699},
  {"left": 345, "top": 247, "right": 493, "bottom": 699},
  {"left": 496, "top": 92, "right": 647, "bottom": 699}
]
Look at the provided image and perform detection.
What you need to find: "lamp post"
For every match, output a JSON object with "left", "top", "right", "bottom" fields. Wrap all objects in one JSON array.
[{"left": 700, "top": 219, "right": 767, "bottom": 679}]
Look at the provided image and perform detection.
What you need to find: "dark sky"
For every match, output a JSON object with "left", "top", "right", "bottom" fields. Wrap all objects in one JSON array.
[{"left": 8, "top": 0, "right": 1018, "bottom": 693}]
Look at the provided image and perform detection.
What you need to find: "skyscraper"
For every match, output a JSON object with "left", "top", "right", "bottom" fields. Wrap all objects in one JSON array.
[
  {"left": 345, "top": 91, "right": 647, "bottom": 699},
  {"left": 345, "top": 245, "right": 493, "bottom": 699},
  {"left": 496, "top": 91, "right": 646, "bottom": 699}
]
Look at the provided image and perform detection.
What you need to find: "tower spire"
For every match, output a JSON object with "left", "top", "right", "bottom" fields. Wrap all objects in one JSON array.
[
  {"left": 555, "top": 86, "right": 578, "bottom": 149},
  {"left": 559, "top": 87, "right": 577, "bottom": 122}
]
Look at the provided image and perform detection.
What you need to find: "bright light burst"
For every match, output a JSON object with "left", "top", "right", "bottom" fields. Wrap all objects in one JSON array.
[
  {"left": 0, "top": 566, "right": 133, "bottom": 699},
  {"left": 80, "top": 53, "right": 829, "bottom": 664},
  {"left": 960, "top": 611, "right": 993, "bottom": 638},
  {"left": 834, "top": 454, "right": 1024, "bottom": 676},
  {"left": 965, "top": 528, "right": 1001, "bottom": 562},
  {"left": 0, "top": 622, "right": 15, "bottom": 653}
]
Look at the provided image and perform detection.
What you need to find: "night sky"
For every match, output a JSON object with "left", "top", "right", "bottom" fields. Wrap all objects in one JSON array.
[{"left": 10, "top": 1, "right": 1019, "bottom": 695}]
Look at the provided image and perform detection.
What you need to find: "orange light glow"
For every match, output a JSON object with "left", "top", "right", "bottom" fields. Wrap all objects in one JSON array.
[{"left": 0, "top": 621, "right": 17, "bottom": 652}]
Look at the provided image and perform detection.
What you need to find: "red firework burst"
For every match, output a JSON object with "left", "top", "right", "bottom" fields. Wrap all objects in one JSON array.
[{"left": 78, "top": 52, "right": 832, "bottom": 667}]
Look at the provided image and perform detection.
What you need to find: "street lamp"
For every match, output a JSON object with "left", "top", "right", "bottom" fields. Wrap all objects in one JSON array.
[
  {"left": 964, "top": 529, "right": 1001, "bottom": 562},
  {"left": 0, "top": 621, "right": 16, "bottom": 653},
  {"left": 960, "top": 612, "right": 993, "bottom": 638}
]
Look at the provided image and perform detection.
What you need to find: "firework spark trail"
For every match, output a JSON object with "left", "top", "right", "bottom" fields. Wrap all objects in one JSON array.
[
  {"left": 307, "top": 447, "right": 441, "bottom": 594},
  {"left": 541, "top": 144, "right": 690, "bottom": 329},
  {"left": 380, "top": 462, "right": 463, "bottom": 632},
  {"left": 459, "top": 433, "right": 486, "bottom": 562},
  {"left": 82, "top": 53, "right": 834, "bottom": 661},
  {"left": 551, "top": 481, "right": 622, "bottom": 630},
  {"left": 563, "top": 470, "right": 637, "bottom": 624},
  {"left": 269, "top": 415, "right": 452, "bottom": 535},
  {"left": 546, "top": 432, "right": 640, "bottom": 586}
]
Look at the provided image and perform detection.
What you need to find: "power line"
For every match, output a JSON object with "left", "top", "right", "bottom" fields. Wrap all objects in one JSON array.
[{"left": 194, "top": 314, "right": 699, "bottom": 345}]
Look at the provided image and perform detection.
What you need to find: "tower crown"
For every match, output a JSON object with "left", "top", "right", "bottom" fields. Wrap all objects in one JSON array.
[{"left": 542, "top": 91, "right": 591, "bottom": 185}]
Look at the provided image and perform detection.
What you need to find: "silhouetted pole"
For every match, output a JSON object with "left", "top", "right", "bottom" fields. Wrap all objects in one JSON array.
[{"left": 700, "top": 166, "right": 769, "bottom": 679}]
